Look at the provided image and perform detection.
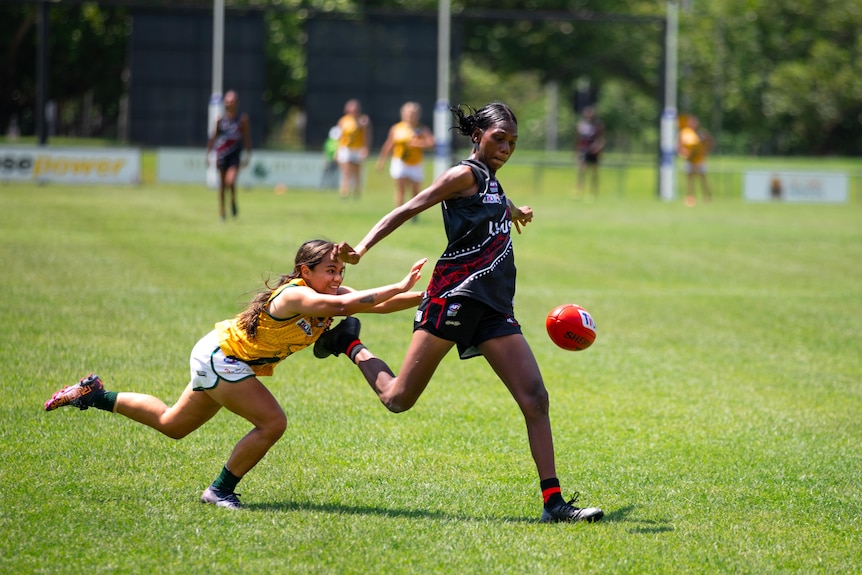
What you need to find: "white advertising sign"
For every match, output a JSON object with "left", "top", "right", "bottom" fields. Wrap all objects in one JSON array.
[
  {"left": 743, "top": 170, "right": 848, "bottom": 203},
  {"left": 0, "top": 145, "right": 141, "bottom": 184},
  {"left": 157, "top": 148, "right": 329, "bottom": 189}
]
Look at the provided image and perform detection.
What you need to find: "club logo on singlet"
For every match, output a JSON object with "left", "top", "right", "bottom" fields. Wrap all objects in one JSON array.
[
  {"left": 482, "top": 180, "right": 504, "bottom": 204},
  {"left": 444, "top": 302, "right": 463, "bottom": 326},
  {"left": 296, "top": 318, "right": 313, "bottom": 337}
]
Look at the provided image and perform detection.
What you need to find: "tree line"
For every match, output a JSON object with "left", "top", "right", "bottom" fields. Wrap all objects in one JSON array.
[{"left": 2, "top": 0, "right": 860, "bottom": 155}]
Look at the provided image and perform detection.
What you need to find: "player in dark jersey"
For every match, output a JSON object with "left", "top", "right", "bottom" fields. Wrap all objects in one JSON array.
[
  {"left": 206, "top": 90, "right": 251, "bottom": 220},
  {"left": 323, "top": 102, "right": 603, "bottom": 524},
  {"left": 575, "top": 105, "right": 604, "bottom": 200}
]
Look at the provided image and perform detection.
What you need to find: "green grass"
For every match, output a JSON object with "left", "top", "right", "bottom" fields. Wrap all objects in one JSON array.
[{"left": 1, "top": 159, "right": 860, "bottom": 574}]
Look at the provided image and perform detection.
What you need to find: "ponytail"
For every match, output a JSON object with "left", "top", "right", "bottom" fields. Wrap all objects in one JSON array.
[{"left": 236, "top": 239, "right": 334, "bottom": 338}]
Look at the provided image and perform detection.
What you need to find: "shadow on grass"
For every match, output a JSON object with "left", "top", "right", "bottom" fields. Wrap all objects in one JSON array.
[
  {"left": 244, "top": 500, "right": 674, "bottom": 531},
  {"left": 245, "top": 499, "right": 535, "bottom": 523},
  {"left": 604, "top": 504, "right": 674, "bottom": 534}
]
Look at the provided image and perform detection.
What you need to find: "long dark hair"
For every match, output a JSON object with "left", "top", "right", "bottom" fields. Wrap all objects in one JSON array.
[
  {"left": 450, "top": 102, "right": 518, "bottom": 139},
  {"left": 236, "top": 239, "right": 334, "bottom": 338}
]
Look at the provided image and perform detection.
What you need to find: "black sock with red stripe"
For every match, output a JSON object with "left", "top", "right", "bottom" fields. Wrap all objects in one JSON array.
[
  {"left": 541, "top": 477, "right": 564, "bottom": 508},
  {"left": 346, "top": 340, "right": 366, "bottom": 362}
]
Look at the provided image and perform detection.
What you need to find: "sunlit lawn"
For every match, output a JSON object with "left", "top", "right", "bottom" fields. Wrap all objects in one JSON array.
[{"left": 1, "top": 156, "right": 860, "bottom": 574}]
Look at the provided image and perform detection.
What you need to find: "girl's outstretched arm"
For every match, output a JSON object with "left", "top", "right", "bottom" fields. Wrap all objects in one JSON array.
[{"left": 269, "top": 259, "right": 426, "bottom": 318}]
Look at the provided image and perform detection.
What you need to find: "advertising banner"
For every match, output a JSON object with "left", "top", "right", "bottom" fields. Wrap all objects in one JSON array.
[
  {"left": 0, "top": 146, "right": 141, "bottom": 184},
  {"left": 743, "top": 170, "right": 848, "bottom": 203},
  {"left": 157, "top": 148, "right": 330, "bottom": 189}
]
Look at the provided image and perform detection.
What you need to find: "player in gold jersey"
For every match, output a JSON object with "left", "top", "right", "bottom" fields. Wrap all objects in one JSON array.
[
  {"left": 377, "top": 102, "right": 435, "bottom": 208},
  {"left": 336, "top": 99, "right": 372, "bottom": 199},
  {"left": 45, "top": 239, "right": 425, "bottom": 509},
  {"left": 678, "top": 114, "right": 713, "bottom": 206}
]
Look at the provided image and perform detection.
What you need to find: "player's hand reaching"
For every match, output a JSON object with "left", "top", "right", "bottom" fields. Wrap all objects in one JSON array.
[
  {"left": 333, "top": 242, "right": 363, "bottom": 264},
  {"left": 510, "top": 205, "right": 533, "bottom": 234},
  {"left": 398, "top": 258, "right": 427, "bottom": 292}
]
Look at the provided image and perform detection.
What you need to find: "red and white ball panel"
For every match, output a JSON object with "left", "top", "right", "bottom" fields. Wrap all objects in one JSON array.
[{"left": 546, "top": 304, "right": 597, "bottom": 351}]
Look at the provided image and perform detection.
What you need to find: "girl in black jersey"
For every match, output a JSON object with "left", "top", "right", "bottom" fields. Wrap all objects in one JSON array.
[
  {"left": 327, "top": 102, "right": 603, "bottom": 523},
  {"left": 206, "top": 90, "right": 252, "bottom": 221}
]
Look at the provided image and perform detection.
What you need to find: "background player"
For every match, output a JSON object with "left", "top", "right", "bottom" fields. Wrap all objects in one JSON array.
[
  {"left": 336, "top": 99, "right": 372, "bottom": 199},
  {"left": 678, "top": 114, "right": 713, "bottom": 206},
  {"left": 376, "top": 101, "right": 435, "bottom": 209},
  {"left": 575, "top": 105, "right": 605, "bottom": 200},
  {"left": 206, "top": 90, "right": 252, "bottom": 220}
]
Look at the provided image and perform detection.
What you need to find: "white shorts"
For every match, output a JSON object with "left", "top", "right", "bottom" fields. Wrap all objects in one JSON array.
[
  {"left": 685, "top": 160, "right": 707, "bottom": 174},
  {"left": 189, "top": 330, "right": 257, "bottom": 391},
  {"left": 336, "top": 146, "right": 364, "bottom": 164},
  {"left": 389, "top": 158, "right": 424, "bottom": 183}
]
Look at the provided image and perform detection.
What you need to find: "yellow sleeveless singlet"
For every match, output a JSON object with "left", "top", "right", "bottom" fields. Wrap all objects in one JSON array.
[
  {"left": 392, "top": 121, "right": 423, "bottom": 165},
  {"left": 215, "top": 279, "right": 331, "bottom": 376},
  {"left": 338, "top": 114, "right": 366, "bottom": 149}
]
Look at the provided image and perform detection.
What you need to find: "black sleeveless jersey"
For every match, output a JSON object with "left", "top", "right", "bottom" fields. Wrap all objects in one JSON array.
[
  {"left": 215, "top": 113, "right": 243, "bottom": 161},
  {"left": 425, "top": 159, "right": 517, "bottom": 314}
]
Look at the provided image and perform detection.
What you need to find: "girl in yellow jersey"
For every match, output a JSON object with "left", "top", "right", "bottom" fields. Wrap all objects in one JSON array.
[
  {"left": 336, "top": 99, "right": 372, "bottom": 199},
  {"left": 377, "top": 102, "right": 435, "bottom": 207},
  {"left": 45, "top": 239, "right": 425, "bottom": 509},
  {"left": 678, "top": 114, "right": 713, "bottom": 206}
]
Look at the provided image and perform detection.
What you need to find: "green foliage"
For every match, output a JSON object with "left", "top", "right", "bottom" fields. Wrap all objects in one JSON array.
[
  {"left": 263, "top": 11, "right": 307, "bottom": 113},
  {"left": 3, "top": 1, "right": 862, "bottom": 154},
  {"left": 680, "top": 1, "right": 862, "bottom": 154},
  {"left": 0, "top": 3, "right": 128, "bottom": 136},
  {"left": 1, "top": 158, "right": 861, "bottom": 573},
  {"left": 261, "top": 0, "right": 358, "bottom": 111},
  {"left": 454, "top": 4, "right": 664, "bottom": 106},
  {"left": 457, "top": 56, "right": 568, "bottom": 150}
]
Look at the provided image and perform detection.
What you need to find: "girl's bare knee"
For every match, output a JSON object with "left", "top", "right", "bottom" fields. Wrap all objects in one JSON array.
[
  {"left": 262, "top": 413, "right": 288, "bottom": 441},
  {"left": 518, "top": 382, "right": 550, "bottom": 418}
]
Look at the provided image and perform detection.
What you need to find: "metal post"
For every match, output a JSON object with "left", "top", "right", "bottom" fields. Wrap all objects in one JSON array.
[
  {"left": 207, "top": 0, "right": 225, "bottom": 187},
  {"left": 659, "top": 1, "right": 679, "bottom": 200},
  {"left": 212, "top": 0, "right": 224, "bottom": 99},
  {"left": 37, "top": 0, "right": 49, "bottom": 145},
  {"left": 433, "top": 0, "right": 451, "bottom": 179}
]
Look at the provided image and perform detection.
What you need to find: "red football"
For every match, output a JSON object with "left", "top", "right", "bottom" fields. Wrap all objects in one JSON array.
[{"left": 546, "top": 304, "right": 597, "bottom": 351}]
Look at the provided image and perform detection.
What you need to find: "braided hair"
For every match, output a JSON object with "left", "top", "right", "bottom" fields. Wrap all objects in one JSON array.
[{"left": 450, "top": 102, "right": 518, "bottom": 141}]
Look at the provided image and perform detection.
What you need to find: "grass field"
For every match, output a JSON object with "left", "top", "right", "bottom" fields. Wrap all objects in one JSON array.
[{"left": 1, "top": 158, "right": 860, "bottom": 574}]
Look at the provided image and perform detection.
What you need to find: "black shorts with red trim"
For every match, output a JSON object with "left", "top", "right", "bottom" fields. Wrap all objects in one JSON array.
[
  {"left": 217, "top": 148, "right": 241, "bottom": 170},
  {"left": 414, "top": 295, "right": 522, "bottom": 359}
]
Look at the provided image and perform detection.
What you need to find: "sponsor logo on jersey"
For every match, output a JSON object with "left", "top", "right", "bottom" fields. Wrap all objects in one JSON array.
[
  {"left": 296, "top": 318, "right": 313, "bottom": 336},
  {"left": 482, "top": 181, "right": 504, "bottom": 204},
  {"left": 221, "top": 356, "right": 247, "bottom": 374}
]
